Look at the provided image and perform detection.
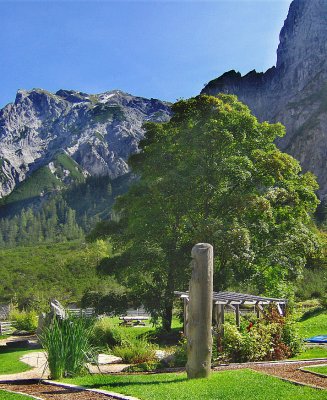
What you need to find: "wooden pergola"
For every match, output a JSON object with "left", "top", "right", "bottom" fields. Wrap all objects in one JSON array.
[{"left": 175, "top": 290, "right": 287, "bottom": 336}]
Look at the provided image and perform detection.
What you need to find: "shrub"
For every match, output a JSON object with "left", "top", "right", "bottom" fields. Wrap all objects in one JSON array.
[
  {"left": 124, "top": 360, "right": 162, "bottom": 372},
  {"left": 40, "top": 316, "right": 95, "bottom": 379},
  {"left": 112, "top": 338, "right": 157, "bottom": 364},
  {"left": 90, "top": 318, "right": 127, "bottom": 348},
  {"left": 220, "top": 307, "right": 302, "bottom": 363},
  {"left": 10, "top": 309, "right": 38, "bottom": 333},
  {"left": 171, "top": 336, "right": 188, "bottom": 367},
  {"left": 320, "top": 295, "right": 327, "bottom": 309}
]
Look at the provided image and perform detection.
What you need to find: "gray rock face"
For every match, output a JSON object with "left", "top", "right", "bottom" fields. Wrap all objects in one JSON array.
[
  {"left": 202, "top": 0, "right": 327, "bottom": 197},
  {"left": 0, "top": 89, "right": 171, "bottom": 197}
]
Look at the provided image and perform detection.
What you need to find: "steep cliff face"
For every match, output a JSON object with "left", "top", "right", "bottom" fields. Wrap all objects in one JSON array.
[
  {"left": 0, "top": 89, "right": 171, "bottom": 197},
  {"left": 202, "top": 0, "right": 327, "bottom": 197}
]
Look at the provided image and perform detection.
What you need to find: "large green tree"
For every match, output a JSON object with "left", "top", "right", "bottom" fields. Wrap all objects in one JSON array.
[{"left": 96, "top": 94, "right": 320, "bottom": 330}]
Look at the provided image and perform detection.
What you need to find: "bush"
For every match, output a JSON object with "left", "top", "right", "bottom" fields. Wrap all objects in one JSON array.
[
  {"left": 320, "top": 295, "right": 327, "bottom": 309},
  {"left": 10, "top": 309, "right": 38, "bottom": 333},
  {"left": 40, "top": 316, "right": 95, "bottom": 379},
  {"left": 220, "top": 307, "right": 302, "bottom": 363},
  {"left": 171, "top": 336, "right": 188, "bottom": 367},
  {"left": 124, "top": 360, "right": 162, "bottom": 372},
  {"left": 112, "top": 338, "right": 157, "bottom": 364},
  {"left": 221, "top": 323, "right": 274, "bottom": 362},
  {"left": 90, "top": 318, "right": 127, "bottom": 348}
]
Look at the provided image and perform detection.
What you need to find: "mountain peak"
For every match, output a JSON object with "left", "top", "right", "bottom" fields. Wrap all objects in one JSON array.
[
  {"left": 202, "top": 0, "right": 327, "bottom": 197},
  {"left": 0, "top": 88, "right": 171, "bottom": 198}
]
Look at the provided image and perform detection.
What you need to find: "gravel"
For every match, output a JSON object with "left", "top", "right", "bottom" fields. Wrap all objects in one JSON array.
[{"left": 0, "top": 381, "right": 118, "bottom": 400}]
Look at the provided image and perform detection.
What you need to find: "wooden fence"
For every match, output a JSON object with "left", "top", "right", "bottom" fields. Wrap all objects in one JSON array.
[
  {"left": 0, "top": 321, "right": 13, "bottom": 335},
  {"left": 67, "top": 308, "right": 95, "bottom": 318}
]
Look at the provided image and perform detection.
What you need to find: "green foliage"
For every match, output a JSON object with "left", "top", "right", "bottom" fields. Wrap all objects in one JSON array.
[
  {"left": 94, "top": 94, "right": 320, "bottom": 330},
  {"left": 0, "top": 173, "right": 132, "bottom": 247},
  {"left": 90, "top": 318, "right": 127, "bottom": 348},
  {"left": 91, "top": 104, "right": 125, "bottom": 123},
  {"left": 171, "top": 336, "right": 188, "bottom": 367},
  {"left": 0, "top": 166, "right": 62, "bottom": 207},
  {"left": 221, "top": 308, "right": 301, "bottom": 362},
  {"left": 221, "top": 323, "right": 273, "bottom": 362},
  {"left": 81, "top": 286, "right": 129, "bottom": 317},
  {"left": 0, "top": 241, "right": 115, "bottom": 308},
  {"left": 0, "top": 195, "right": 84, "bottom": 247},
  {"left": 9, "top": 308, "right": 38, "bottom": 333},
  {"left": 40, "top": 316, "right": 95, "bottom": 379},
  {"left": 112, "top": 338, "right": 157, "bottom": 364},
  {"left": 90, "top": 317, "right": 154, "bottom": 349},
  {"left": 124, "top": 360, "right": 162, "bottom": 372},
  {"left": 65, "top": 369, "right": 327, "bottom": 400},
  {"left": 54, "top": 152, "right": 85, "bottom": 182}
]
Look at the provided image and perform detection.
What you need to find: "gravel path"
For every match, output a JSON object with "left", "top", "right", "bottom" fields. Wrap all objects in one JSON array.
[{"left": 0, "top": 381, "right": 118, "bottom": 400}]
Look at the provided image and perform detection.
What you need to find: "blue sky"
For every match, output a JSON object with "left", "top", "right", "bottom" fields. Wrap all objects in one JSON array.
[{"left": 0, "top": 0, "right": 292, "bottom": 107}]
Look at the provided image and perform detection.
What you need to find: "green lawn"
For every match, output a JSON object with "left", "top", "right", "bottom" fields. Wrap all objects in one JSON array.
[
  {"left": 291, "top": 345, "right": 327, "bottom": 360},
  {"left": 296, "top": 310, "right": 327, "bottom": 338},
  {"left": 291, "top": 309, "right": 327, "bottom": 360},
  {"left": 0, "top": 389, "right": 35, "bottom": 399},
  {"left": 303, "top": 365, "right": 327, "bottom": 376},
  {"left": 65, "top": 369, "right": 327, "bottom": 400},
  {"left": 0, "top": 347, "right": 36, "bottom": 375}
]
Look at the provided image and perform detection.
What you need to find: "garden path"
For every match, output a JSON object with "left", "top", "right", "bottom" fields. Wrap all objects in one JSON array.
[{"left": 214, "top": 359, "right": 327, "bottom": 389}]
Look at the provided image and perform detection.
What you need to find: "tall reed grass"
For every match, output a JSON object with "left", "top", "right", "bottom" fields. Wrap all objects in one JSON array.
[{"left": 40, "top": 316, "right": 95, "bottom": 379}]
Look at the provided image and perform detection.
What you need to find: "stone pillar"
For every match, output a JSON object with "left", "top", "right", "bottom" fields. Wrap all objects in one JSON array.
[{"left": 186, "top": 243, "right": 213, "bottom": 379}]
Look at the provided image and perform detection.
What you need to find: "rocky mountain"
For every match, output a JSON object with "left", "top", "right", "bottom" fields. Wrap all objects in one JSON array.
[
  {"left": 202, "top": 0, "right": 327, "bottom": 197},
  {"left": 0, "top": 89, "right": 171, "bottom": 198}
]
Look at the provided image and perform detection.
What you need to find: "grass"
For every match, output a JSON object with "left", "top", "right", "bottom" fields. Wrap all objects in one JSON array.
[
  {"left": 54, "top": 153, "right": 85, "bottom": 182},
  {"left": 40, "top": 316, "right": 95, "bottom": 379},
  {"left": 0, "top": 390, "right": 36, "bottom": 400},
  {"left": 289, "top": 308, "right": 327, "bottom": 359},
  {"left": 291, "top": 346, "right": 327, "bottom": 360},
  {"left": 0, "top": 347, "right": 37, "bottom": 375},
  {"left": 65, "top": 369, "right": 327, "bottom": 400},
  {"left": 296, "top": 309, "right": 327, "bottom": 338},
  {"left": 303, "top": 365, "right": 327, "bottom": 376}
]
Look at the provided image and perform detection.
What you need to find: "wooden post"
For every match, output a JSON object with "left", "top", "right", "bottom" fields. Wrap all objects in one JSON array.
[
  {"left": 235, "top": 304, "right": 240, "bottom": 328},
  {"left": 183, "top": 297, "right": 189, "bottom": 336},
  {"left": 186, "top": 243, "right": 213, "bottom": 379},
  {"left": 255, "top": 302, "right": 260, "bottom": 318},
  {"left": 217, "top": 304, "right": 225, "bottom": 332}
]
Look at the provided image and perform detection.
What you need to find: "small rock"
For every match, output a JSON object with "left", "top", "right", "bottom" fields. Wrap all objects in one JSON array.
[{"left": 97, "top": 354, "right": 123, "bottom": 365}]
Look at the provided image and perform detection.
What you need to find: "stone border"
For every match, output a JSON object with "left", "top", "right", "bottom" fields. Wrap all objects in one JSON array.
[
  {"left": 299, "top": 364, "right": 327, "bottom": 379},
  {"left": 266, "top": 374, "right": 326, "bottom": 391},
  {"left": 0, "top": 387, "right": 44, "bottom": 400},
  {"left": 44, "top": 380, "right": 141, "bottom": 400}
]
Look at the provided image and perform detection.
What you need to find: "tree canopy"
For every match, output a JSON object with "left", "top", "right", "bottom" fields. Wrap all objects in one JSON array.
[{"left": 94, "top": 94, "right": 320, "bottom": 330}]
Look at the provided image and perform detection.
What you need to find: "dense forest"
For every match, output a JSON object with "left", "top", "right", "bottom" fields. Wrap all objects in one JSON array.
[{"left": 0, "top": 173, "right": 133, "bottom": 247}]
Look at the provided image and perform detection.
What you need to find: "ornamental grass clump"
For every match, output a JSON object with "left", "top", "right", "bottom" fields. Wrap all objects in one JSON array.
[
  {"left": 40, "top": 316, "right": 96, "bottom": 379},
  {"left": 112, "top": 337, "right": 157, "bottom": 364}
]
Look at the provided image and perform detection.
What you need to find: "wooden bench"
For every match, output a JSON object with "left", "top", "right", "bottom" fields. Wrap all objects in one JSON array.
[
  {"left": 119, "top": 316, "right": 149, "bottom": 327},
  {"left": 0, "top": 321, "right": 14, "bottom": 335}
]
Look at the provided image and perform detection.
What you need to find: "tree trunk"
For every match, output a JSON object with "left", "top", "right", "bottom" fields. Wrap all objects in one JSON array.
[
  {"left": 161, "top": 262, "right": 175, "bottom": 332},
  {"left": 162, "top": 302, "right": 173, "bottom": 332},
  {"left": 186, "top": 243, "right": 213, "bottom": 379}
]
